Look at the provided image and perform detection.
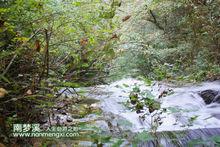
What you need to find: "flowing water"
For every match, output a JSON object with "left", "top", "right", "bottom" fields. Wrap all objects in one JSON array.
[
  {"left": 81, "top": 79, "right": 220, "bottom": 130},
  {"left": 48, "top": 78, "right": 220, "bottom": 146}
]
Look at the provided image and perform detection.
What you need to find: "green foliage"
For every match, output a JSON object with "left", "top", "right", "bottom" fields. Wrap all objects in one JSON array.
[
  {"left": 110, "top": 0, "right": 220, "bottom": 81},
  {"left": 138, "top": 76, "right": 152, "bottom": 86},
  {"left": 149, "top": 0, "right": 220, "bottom": 81},
  {"left": 211, "top": 135, "right": 220, "bottom": 145},
  {"left": 129, "top": 92, "right": 138, "bottom": 104},
  {"left": 1, "top": 0, "right": 220, "bottom": 145},
  {"left": 60, "top": 82, "right": 80, "bottom": 88},
  {"left": 188, "top": 115, "right": 199, "bottom": 126},
  {"left": 188, "top": 135, "right": 220, "bottom": 146},
  {"left": 132, "top": 85, "right": 140, "bottom": 93},
  {"left": 0, "top": 0, "right": 119, "bottom": 144},
  {"left": 144, "top": 98, "right": 160, "bottom": 112},
  {"left": 128, "top": 84, "right": 160, "bottom": 113},
  {"left": 112, "top": 139, "right": 124, "bottom": 147},
  {"left": 132, "top": 131, "right": 153, "bottom": 147}
]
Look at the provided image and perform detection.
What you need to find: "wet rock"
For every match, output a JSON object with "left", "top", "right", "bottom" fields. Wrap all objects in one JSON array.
[
  {"left": 76, "top": 141, "right": 93, "bottom": 147},
  {"left": 158, "top": 88, "right": 174, "bottom": 98},
  {"left": 66, "top": 116, "right": 73, "bottom": 122},
  {"left": 39, "top": 119, "right": 48, "bottom": 124},
  {"left": 90, "top": 103, "right": 99, "bottom": 109},
  {"left": 56, "top": 102, "right": 67, "bottom": 109},
  {"left": 71, "top": 114, "right": 82, "bottom": 119},
  {"left": 94, "top": 120, "right": 110, "bottom": 134},
  {"left": 212, "top": 94, "right": 220, "bottom": 103},
  {"left": 199, "top": 90, "right": 218, "bottom": 104},
  {"left": 148, "top": 106, "right": 155, "bottom": 113},
  {"left": 56, "top": 116, "right": 61, "bottom": 125},
  {"left": 78, "top": 98, "right": 100, "bottom": 105},
  {"left": 136, "top": 110, "right": 142, "bottom": 113},
  {"left": 57, "top": 109, "right": 67, "bottom": 115}
]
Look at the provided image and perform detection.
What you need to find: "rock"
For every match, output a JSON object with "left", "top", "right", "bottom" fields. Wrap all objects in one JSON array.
[
  {"left": 212, "top": 94, "right": 220, "bottom": 103},
  {"left": 199, "top": 90, "right": 218, "bottom": 104},
  {"left": 136, "top": 110, "right": 142, "bottom": 114},
  {"left": 39, "top": 119, "right": 48, "bottom": 124},
  {"left": 71, "top": 114, "right": 82, "bottom": 119},
  {"left": 149, "top": 106, "right": 155, "bottom": 113},
  {"left": 131, "top": 99, "right": 137, "bottom": 105},
  {"left": 78, "top": 98, "right": 99, "bottom": 105},
  {"left": 66, "top": 116, "right": 73, "bottom": 122},
  {"left": 90, "top": 103, "right": 98, "bottom": 108},
  {"left": 94, "top": 120, "right": 110, "bottom": 134},
  {"left": 77, "top": 141, "right": 93, "bottom": 147},
  {"left": 57, "top": 109, "right": 67, "bottom": 115}
]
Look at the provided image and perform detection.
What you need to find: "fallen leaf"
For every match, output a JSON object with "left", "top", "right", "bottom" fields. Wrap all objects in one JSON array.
[
  {"left": 0, "top": 88, "right": 8, "bottom": 98},
  {"left": 26, "top": 89, "right": 32, "bottom": 95},
  {"left": 122, "top": 15, "right": 131, "bottom": 22}
]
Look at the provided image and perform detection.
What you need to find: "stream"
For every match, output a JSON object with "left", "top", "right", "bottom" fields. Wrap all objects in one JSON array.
[{"left": 41, "top": 78, "right": 220, "bottom": 146}]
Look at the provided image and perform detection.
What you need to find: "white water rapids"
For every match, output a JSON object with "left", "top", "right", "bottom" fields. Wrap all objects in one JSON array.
[
  {"left": 58, "top": 78, "right": 220, "bottom": 146},
  {"left": 74, "top": 78, "right": 220, "bottom": 133}
]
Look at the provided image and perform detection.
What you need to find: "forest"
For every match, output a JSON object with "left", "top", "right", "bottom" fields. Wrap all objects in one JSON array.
[{"left": 0, "top": 0, "right": 220, "bottom": 146}]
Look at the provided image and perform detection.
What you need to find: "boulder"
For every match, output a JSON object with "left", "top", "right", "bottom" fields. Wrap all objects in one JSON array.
[
  {"left": 199, "top": 90, "right": 218, "bottom": 104},
  {"left": 212, "top": 94, "right": 220, "bottom": 103}
]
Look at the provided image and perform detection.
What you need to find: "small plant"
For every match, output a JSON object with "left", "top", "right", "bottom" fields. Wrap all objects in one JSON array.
[
  {"left": 135, "top": 102, "right": 144, "bottom": 113},
  {"left": 187, "top": 115, "right": 199, "bottom": 126},
  {"left": 145, "top": 98, "right": 161, "bottom": 113},
  {"left": 129, "top": 92, "right": 138, "bottom": 105},
  {"left": 128, "top": 85, "right": 161, "bottom": 114}
]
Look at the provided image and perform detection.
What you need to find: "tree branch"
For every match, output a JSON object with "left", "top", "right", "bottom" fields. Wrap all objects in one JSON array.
[{"left": 149, "top": 10, "right": 164, "bottom": 30}]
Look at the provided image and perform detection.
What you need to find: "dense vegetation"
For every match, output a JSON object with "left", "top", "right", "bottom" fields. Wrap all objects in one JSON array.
[
  {"left": 110, "top": 0, "right": 220, "bottom": 81},
  {"left": 0, "top": 0, "right": 119, "bottom": 144},
  {"left": 0, "top": 0, "right": 220, "bottom": 146}
]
